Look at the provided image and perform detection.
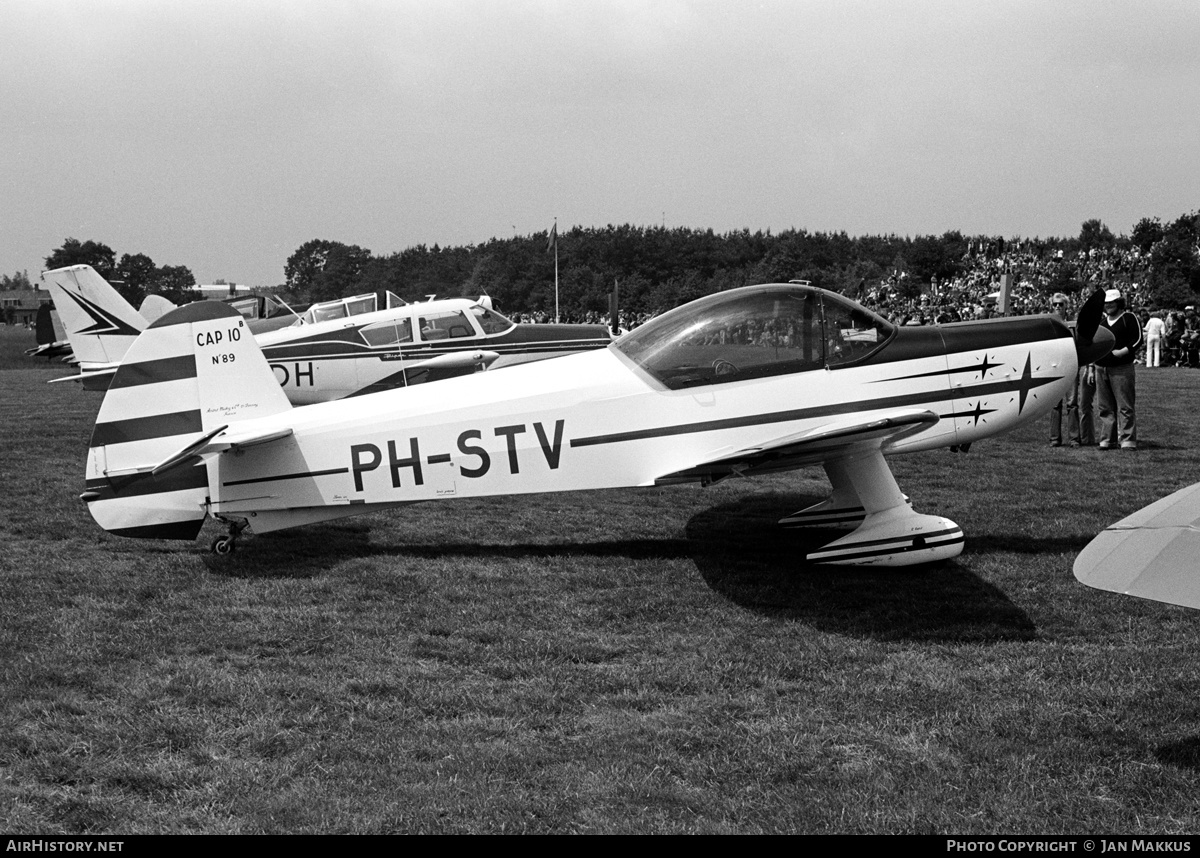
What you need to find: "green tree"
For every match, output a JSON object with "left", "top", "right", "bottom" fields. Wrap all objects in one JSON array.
[
  {"left": 151, "top": 265, "right": 197, "bottom": 304},
  {"left": 1147, "top": 211, "right": 1200, "bottom": 307},
  {"left": 285, "top": 239, "right": 372, "bottom": 302},
  {"left": 1131, "top": 217, "right": 1164, "bottom": 254},
  {"left": 117, "top": 253, "right": 158, "bottom": 293},
  {"left": 44, "top": 238, "right": 117, "bottom": 279},
  {"left": 44, "top": 238, "right": 117, "bottom": 278},
  {"left": 1078, "top": 219, "right": 1116, "bottom": 252},
  {"left": 0, "top": 270, "right": 33, "bottom": 289}
]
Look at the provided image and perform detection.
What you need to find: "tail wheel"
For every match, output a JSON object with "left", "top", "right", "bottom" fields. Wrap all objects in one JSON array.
[{"left": 211, "top": 535, "right": 236, "bottom": 555}]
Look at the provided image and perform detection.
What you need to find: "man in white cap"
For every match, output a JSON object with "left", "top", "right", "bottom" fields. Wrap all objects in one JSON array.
[{"left": 1095, "top": 288, "right": 1141, "bottom": 449}]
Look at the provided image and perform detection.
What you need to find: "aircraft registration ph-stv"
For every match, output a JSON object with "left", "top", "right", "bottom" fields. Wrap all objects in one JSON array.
[
  {"left": 41, "top": 265, "right": 612, "bottom": 401},
  {"left": 80, "top": 282, "right": 1113, "bottom": 565}
]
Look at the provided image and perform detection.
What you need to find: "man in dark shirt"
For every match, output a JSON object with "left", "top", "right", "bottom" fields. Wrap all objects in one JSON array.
[
  {"left": 1095, "top": 288, "right": 1141, "bottom": 450},
  {"left": 1049, "top": 293, "right": 1095, "bottom": 447}
]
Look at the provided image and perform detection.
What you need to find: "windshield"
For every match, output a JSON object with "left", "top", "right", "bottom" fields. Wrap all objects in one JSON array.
[
  {"left": 470, "top": 306, "right": 514, "bottom": 335},
  {"left": 615, "top": 285, "right": 893, "bottom": 389}
]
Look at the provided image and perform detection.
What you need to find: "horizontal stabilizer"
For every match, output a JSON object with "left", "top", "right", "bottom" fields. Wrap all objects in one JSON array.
[
  {"left": 149, "top": 425, "right": 295, "bottom": 476},
  {"left": 49, "top": 365, "right": 119, "bottom": 387},
  {"left": 1074, "top": 482, "right": 1200, "bottom": 610}
]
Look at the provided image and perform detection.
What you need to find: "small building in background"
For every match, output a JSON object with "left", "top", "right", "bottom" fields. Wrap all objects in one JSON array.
[{"left": 1, "top": 288, "right": 52, "bottom": 325}]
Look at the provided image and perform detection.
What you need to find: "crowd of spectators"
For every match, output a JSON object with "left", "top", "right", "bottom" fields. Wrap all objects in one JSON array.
[
  {"left": 511, "top": 239, "right": 1200, "bottom": 366},
  {"left": 857, "top": 238, "right": 1154, "bottom": 325},
  {"left": 854, "top": 239, "right": 1200, "bottom": 367}
]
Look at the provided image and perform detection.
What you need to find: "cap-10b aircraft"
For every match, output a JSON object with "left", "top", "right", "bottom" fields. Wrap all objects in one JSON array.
[
  {"left": 80, "top": 282, "right": 1113, "bottom": 564},
  {"left": 41, "top": 265, "right": 612, "bottom": 402}
]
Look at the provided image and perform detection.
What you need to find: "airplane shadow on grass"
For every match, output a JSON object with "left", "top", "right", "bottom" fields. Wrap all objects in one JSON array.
[
  {"left": 1156, "top": 736, "right": 1200, "bottom": 772},
  {"left": 684, "top": 491, "right": 1038, "bottom": 643},
  {"left": 206, "top": 490, "right": 1038, "bottom": 643}
]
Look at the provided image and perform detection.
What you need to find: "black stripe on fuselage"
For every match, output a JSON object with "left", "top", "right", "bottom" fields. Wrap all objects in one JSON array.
[
  {"left": 91, "top": 410, "right": 204, "bottom": 447},
  {"left": 222, "top": 467, "right": 349, "bottom": 487},
  {"left": 569, "top": 375, "right": 1057, "bottom": 448},
  {"left": 262, "top": 339, "right": 607, "bottom": 362},
  {"left": 108, "top": 354, "right": 198, "bottom": 389},
  {"left": 854, "top": 317, "right": 1066, "bottom": 368}
]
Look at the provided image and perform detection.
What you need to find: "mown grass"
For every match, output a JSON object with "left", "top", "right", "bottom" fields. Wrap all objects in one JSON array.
[{"left": 2, "top": 323, "right": 1200, "bottom": 833}]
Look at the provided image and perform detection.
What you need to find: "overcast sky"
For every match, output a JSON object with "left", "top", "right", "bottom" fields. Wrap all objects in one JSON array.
[{"left": 2, "top": 0, "right": 1197, "bottom": 287}]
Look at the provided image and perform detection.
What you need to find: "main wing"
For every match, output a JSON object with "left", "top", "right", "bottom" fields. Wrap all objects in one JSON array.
[
  {"left": 653, "top": 408, "right": 938, "bottom": 485},
  {"left": 1074, "top": 482, "right": 1200, "bottom": 610}
]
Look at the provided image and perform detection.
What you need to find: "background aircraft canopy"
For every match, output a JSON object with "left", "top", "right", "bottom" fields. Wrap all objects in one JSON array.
[
  {"left": 615, "top": 284, "right": 895, "bottom": 389},
  {"left": 295, "top": 291, "right": 406, "bottom": 325}
]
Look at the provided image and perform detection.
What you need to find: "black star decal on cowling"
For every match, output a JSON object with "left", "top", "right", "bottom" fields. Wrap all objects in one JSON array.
[
  {"left": 1014, "top": 354, "right": 1039, "bottom": 414},
  {"left": 973, "top": 354, "right": 1003, "bottom": 379},
  {"left": 946, "top": 401, "right": 997, "bottom": 426}
]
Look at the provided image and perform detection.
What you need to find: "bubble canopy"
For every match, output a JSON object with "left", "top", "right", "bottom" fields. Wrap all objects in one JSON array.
[{"left": 614, "top": 284, "right": 896, "bottom": 390}]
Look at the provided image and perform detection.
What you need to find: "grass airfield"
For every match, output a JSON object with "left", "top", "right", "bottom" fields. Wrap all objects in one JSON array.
[{"left": 3, "top": 325, "right": 1200, "bottom": 834}]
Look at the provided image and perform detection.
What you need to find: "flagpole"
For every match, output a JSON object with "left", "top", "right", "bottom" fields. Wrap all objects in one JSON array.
[{"left": 554, "top": 217, "right": 559, "bottom": 323}]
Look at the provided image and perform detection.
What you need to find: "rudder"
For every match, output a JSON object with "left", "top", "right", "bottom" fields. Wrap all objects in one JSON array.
[
  {"left": 41, "top": 265, "right": 147, "bottom": 367},
  {"left": 83, "top": 301, "right": 292, "bottom": 540}
]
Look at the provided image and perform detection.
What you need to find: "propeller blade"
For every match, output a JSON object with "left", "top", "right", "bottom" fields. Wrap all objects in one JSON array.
[
  {"left": 1073, "top": 288, "right": 1113, "bottom": 365},
  {"left": 1075, "top": 288, "right": 1104, "bottom": 345}
]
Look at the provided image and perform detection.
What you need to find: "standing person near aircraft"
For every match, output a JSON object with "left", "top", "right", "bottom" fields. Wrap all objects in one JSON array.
[
  {"left": 1143, "top": 311, "right": 1165, "bottom": 368},
  {"left": 1094, "top": 288, "right": 1141, "bottom": 450},
  {"left": 1048, "top": 294, "right": 1095, "bottom": 448}
]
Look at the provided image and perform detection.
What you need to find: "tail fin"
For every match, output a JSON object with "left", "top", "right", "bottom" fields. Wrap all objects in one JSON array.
[
  {"left": 41, "top": 265, "right": 147, "bottom": 368},
  {"left": 83, "top": 301, "right": 292, "bottom": 540}
]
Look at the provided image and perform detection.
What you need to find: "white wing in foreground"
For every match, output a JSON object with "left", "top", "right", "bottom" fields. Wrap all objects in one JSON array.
[{"left": 1074, "top": 483, "right": 1200, "bottom": 610}]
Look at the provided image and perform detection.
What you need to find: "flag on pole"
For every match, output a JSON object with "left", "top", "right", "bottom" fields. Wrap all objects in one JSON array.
[{"left": 546, "top": 222, "right": 557, "bottom": 253}]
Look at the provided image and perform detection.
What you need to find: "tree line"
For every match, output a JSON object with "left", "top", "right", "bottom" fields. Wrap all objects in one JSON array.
[
  {"left": 281, "top": 213, "right": 1200, "bottom": 316},
  {"left": 35, "top": 238, "right": 198, "bottom": 306},
  {"left": 11, "top": 210, "right": 1199, "bottom": 317}
]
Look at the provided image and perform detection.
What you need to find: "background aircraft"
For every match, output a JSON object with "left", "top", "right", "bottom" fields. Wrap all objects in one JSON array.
[
  {"left": 1074, "top": 484, "right": 1200, "bottom": 610},
  {"left": 255, "top": 288, "right": 612, "bottom": 403},
  {"left": 79, "top": 282, "right": 1112, "bottom": 564},
  {"left": 41, "top": 265, "right": 612, "bottom": 401},
  {"left": 24, "top": 302, "right": 71, "bottom": 360}
]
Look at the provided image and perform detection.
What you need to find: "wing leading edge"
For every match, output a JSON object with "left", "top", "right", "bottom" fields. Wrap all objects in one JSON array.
[{"left": 653, "top": 408, "right": 938, "bottom": 485}]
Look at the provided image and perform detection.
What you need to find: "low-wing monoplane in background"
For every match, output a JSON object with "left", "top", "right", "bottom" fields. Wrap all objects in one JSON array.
[
  {"left": 79, "top": 281, "right": 1113, "bottom": 565},
  {"left": 41, "top": 265, "right": 613, "bottom": 401},
  {"left": 253, "top": 289, "right": 612, "bottom": 403},
  {"left": 1074, "top": 484, "right": 1200, "bottom": 609}
]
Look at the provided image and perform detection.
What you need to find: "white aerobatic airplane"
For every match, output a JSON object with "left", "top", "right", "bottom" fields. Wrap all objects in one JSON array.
[
  {"left": 79, "top": 281, "right": 1114, "bottom": 566},
  {"left": 42, "top": 265, "right": 612, "bottom": 402}
]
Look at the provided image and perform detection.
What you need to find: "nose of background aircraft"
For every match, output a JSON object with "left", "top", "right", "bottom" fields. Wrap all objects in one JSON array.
[{"left": 1073, "top": 288, "right": 1116, "bottom": 366}]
